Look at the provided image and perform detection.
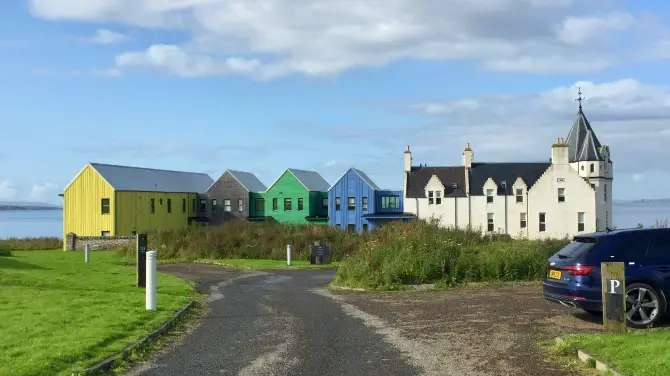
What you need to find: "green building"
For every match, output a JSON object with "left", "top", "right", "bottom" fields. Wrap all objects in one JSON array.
[{"left": 262, "top": 168, "right": 330, "bottom": 224}]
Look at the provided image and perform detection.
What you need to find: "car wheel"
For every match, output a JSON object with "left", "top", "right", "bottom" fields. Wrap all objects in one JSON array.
[
  {"left": 583, "top": 309, "right": 601, "bottom": 316},
  {"left": 626, "top": 283, "right": 666, "bottom": 329}
]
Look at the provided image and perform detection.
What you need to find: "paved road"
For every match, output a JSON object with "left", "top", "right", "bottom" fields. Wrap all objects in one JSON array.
[
  {"left": 127, "top": 264, "right": 598, "bottom": 376},
  {"left": 127, "top": 265, "right": 422, "bottom": 376}
]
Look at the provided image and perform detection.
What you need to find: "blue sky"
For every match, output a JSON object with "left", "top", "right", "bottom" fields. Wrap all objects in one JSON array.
[{"left": 1, "top": 0, "right": 670, "bottom": 203}]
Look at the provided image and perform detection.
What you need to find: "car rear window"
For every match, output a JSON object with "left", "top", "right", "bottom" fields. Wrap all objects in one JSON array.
[{"left": 556, "top": 237, "right": 597, "bottom": 259}]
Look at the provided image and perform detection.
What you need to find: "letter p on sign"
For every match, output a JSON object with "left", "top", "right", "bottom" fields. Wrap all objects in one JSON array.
[{"left": 607, "top": 279, "right": 623, "bottom": 295}]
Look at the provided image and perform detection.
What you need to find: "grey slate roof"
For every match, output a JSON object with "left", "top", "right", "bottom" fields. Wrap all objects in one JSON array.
[
  {"left": 405, "top": 166, "right": 467, "bottom": 198},
  {"left": 287, "top": 168, "right": 330, "bottom": 192},
  {"left": 226, "top": 170, "right": 267, "bottom": 193},
  {"left": 90, "top": 163, "right": 214, "bottom": 193},
  {"left": 565, "top": 109, "right": 604, "bottom": 162},
  {"left": 469, "top": 162, "right": 550, "bottom": 195}
]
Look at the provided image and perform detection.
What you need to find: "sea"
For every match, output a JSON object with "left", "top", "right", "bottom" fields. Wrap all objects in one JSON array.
[{"left": 1, "top": 202, "right": 670, "bottom": 239}]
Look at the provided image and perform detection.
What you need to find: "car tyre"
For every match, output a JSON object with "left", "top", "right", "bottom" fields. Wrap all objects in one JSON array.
[{"left": 625, "top": 283, "right": 666, "bottom": 329}]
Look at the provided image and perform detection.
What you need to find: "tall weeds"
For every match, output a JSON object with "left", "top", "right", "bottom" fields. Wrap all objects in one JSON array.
[{"left": 0, "top": 237, "right": 62, "bottom": 250}]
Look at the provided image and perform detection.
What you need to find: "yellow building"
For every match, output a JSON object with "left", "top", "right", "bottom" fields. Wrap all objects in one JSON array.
[{"left": 62, "top": 162, "right": 213, "bottom": 240}]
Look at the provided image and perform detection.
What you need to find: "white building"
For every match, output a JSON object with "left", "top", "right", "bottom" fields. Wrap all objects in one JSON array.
[{"left": 403, "top": 104, "right": 613, "bottom": 239}]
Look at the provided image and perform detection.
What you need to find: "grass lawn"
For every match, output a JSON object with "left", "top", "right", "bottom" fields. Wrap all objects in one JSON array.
[
  {"left": 0, "top": 250, "right": 198, "bottom": 376},
  {"left": 560, "top": 331, "right": 670, "bottom": 376}
]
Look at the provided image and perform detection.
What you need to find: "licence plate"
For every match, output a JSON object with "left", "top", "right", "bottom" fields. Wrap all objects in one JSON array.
[{"left": 549, "top": 270, "right": 562, "bottom": 279}]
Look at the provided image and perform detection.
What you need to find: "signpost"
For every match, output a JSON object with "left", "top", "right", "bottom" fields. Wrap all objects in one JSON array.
[
  {"left": 136, "top": 234, "right": 147, "bottom": 288},
  {"left": 310, "top": 241, "right": 332, "bottom": 265},
  {"left": 601, "top": 262, "right": 627, "bottom": 333}
]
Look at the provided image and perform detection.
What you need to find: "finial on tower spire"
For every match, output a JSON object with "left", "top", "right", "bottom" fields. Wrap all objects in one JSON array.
[{"left": 575, "top": 87, "right": 586, "bottom": 110}]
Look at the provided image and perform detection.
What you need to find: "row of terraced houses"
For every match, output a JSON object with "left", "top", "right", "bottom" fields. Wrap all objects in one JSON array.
[{"left": 61, "top": 104, "right": 613, "bottom": 240}]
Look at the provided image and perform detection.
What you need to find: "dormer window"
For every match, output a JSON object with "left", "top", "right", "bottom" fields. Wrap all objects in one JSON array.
[
  {"left": 486, "top": 189, "right": 494, "bottom": 203},
  {"left": 428, "top": 191, "right": 434, "bottom": 205},
  {"left": 515, "top": 189, "right": 523, "bottom": 203},
  {"left": 451, "top": 183, "right": 458, "bottom": 189},
  {"left": 435, "top": 191, "right": 442, "bottom": 205}
]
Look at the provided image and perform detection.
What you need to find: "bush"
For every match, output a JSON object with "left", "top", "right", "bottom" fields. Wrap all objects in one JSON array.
[
  {"left": 0, "top": 246, "right": 12, "bottom": 257},
  {"left": 0, "top": 237, "right": 62, "bottom": 250},
  {"left": 117, "top": 220, "right": 365, "bottom": 261},
  {"left": 333, "top": 219, "right": 569, "bottom": 289}
]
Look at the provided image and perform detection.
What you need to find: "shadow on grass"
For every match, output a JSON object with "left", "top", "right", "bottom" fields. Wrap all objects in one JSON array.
[
  {"left": 572, "top": 310, "right": 670, "bottom": 329},
  {"left": 0, "top": 257, "right": 48, "bottom": 270}
]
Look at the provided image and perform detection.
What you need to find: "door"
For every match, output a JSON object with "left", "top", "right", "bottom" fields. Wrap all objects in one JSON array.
[{"left": 347, "top": 224, "right": 355, "bottom": 234}]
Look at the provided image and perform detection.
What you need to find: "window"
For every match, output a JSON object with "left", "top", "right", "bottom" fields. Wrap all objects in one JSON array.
[
  {"left": 606, "top": 210, "right": 609, "bottom": 228},
  {"left": 159, "top": 198, "right": 163, "bottom": 205},
  {"left": 347, "top": 224, "right": 355, "bottom": 234},
  {"left": 590, "top": 163, "right": 594, "bottom": 173},
  {"left": 381, "top": 196, "right": 400, "bottom": 209},
  {"left": 612, "top": 232, "right": 651, "bottom": 260},
  {"left": 581, "top": 165, "right": 584, "bottom": 171},
  {"left": 322, "top": 198, "right": 328, "bottom": 209},
  {"left": 487, "top": 213, "right": 494, "bottom": 232},
  {"left": 362, "top": 224, "right": 368, "bottom": 232},
  {"left": 539, "top": 213, "right": 546, "bottom": 232},
  {"left": 348, "top": 197, "right": 355, "bottom": 211},
  {"left": 213, "top": 199, "right": 220, "bottom": 212},
  {"left": 192, "top": 199, "right": 196, "bottom": 212},
  {"left": 284, "top": 198, "right": 292, "bottom": 211},
  {"left": 520, "top": 213, "right": 527, "bottom": 228},
  {"left": 556, "top": 178, "right": 565, "bottom": 183},
  {"left": 298, "top": 198, "right": 304, "bottom": 211},
  {"left": 486, "top": 189, "right": 494, "bottom": 203},
  {"left": 182, "top": 199, "right": 186, "bottom": 213},
  {"left": 150, "top": 198, "right": 155, "bottom": 214},
  {"left": 578, "top": 212, "right": 585, "bottom": 232},
  {"left": 558, "top": 188, "right": 566, "bottom": 202},
  {"left": 273, "top": 198, "right": 278, "bottom": 211},
  {"left": 428, "top": 191, "right": 434, "bottom": 205},
  {"left": 256, "top": 198, "right": 265, "bottom": 211},
  {"left": 557, "top": 238, "right": 596, "bottom": 260},
  {"left": 362, "top": 197, "right": 368, "bottom": 211},
  {"left": 199, "top": 199, "right": 207, "bottom": 213},
  {"left": 238, "top": 199, "right": 244, "bottom": 212},
  {"left": 224, "top": 199, "right": 232, "bottom": 212},
  {"left": 604, "top": 184, "right": 608, "bottom": 202},
  {"left": 101, "top": 231, "right": 110, "bottom": 237},
  {"left": 646, "top": 231, "right": 670, "bottom": 258},
  {"left": 515, "top": 189, "right": 523, "bottom": 203},
  {"left": 167, "top": 198, "right": 172, "bottom": 213},
  {"left": 335, "top": 197, "right": 341, "bottom": 210},
  {"left": 101, "top": 198, "right": 110, "bottom": 214},
  {"left": 435, "top": 191, "right": 442, "bottom": 205}
]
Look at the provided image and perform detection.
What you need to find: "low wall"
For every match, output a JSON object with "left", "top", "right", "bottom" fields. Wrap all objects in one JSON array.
[{"left": 65, "top": 233, "right": 134, "bottom": 251}]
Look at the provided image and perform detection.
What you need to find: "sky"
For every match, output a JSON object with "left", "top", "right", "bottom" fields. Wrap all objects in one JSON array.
[{"left": 1, "top": 0, "right": 670, "bottom": 204}]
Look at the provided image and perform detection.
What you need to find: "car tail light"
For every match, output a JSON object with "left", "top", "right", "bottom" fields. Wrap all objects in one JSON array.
[{"left": 560, "top": 265, "right": 593, "bottom": 276}]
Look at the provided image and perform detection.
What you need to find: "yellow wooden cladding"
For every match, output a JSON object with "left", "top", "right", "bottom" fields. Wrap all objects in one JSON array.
[
  {"left": 63, "top": 165, "right": 115, "bottom": 238},
  {"left": 115, "top": 191, "right": 196, "bottom": 235}
]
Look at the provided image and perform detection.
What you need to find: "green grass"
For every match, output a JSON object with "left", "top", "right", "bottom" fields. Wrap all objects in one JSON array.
[
  {"left": 560, "top": 331, "right": 670, "bottom": 376},
  {"left": 0, "top": 250, "right": 198, "bottom": 376}
]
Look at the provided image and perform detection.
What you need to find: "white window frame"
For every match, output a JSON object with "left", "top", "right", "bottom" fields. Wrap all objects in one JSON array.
[
  {"left": 223, "top": 199, "right": 231, "bottom": 212},
  {"left": 428, "top": 191, "right": 434, "bottom": 205},
  {"left": 520, "top": 213, "right": 527, "bottom": 228},
  {"left": 487, "top": 213, "right": 494, "bottom": 232},
  {"left": 578, "top": 212, "right": 585, "bottom": 232},
  {"left": 557, "top": 188, "right": 566, "bottom": 203},
  {"left": 486, "top": 189, "right": 494, "bottom": 203},
  {"left": 435, "top": 191, "right": 442, "bottom": 205}
]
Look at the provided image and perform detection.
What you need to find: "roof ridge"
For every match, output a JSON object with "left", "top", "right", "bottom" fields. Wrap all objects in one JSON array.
[{"left": 90, "top": 162, "right": 208, "bottom": 175}]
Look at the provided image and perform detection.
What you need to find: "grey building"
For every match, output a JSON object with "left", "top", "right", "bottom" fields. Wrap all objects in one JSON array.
[{"left": 200, "top": 170, "right": 267, "bottom": 224}]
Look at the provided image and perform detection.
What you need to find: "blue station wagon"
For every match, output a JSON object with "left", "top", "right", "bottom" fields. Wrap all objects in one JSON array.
[{"left": 543, "top": 228, "right": 670, "bottom": 328}]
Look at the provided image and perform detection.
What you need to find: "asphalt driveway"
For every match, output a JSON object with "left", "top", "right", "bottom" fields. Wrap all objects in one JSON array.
[{"left": 125, "top": 265, "right": 600, "bottom": 376}]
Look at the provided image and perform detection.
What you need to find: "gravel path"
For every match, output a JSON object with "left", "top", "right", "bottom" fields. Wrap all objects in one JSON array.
[{"left": 125, "top": 265, "right": 600, "bottom": 376}]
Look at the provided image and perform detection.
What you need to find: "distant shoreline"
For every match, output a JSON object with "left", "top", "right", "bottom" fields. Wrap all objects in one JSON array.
[{"left": 0, "top": 206, "right": 62, "bottom": 211}]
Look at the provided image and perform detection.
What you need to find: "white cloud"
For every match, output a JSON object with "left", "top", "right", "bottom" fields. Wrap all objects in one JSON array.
[
  {"left": 0, "top": 181, "right": 17, "bottom": 200},
  {"left": 324, "top": 160, "right": 337, "bottom": 167},
  {"left": 29, "top": 182, "right": 57, "bottom": 201},
  {"left": 77, "top": 29, "right": 130, "bottom": 44},
  {"left": 28, "top": 0, "right": 669, "bottom": 79},
  {"left": 632, "top": 173, "right": 645, "bottom": 182}
]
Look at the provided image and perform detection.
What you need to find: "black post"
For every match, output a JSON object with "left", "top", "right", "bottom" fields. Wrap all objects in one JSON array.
[{"left": 136, "top": 234, "right": 147, "bottom": 288}]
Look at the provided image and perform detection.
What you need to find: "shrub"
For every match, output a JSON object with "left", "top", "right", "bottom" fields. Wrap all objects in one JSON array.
[
  {"left": 333, "top": 219, "right": 569, "bottom": 289},
  {"left": 0, "top": 237, "right": 62, "bottom": 250},
  {"left": 0, "top": 246, "right": 12, "bottom": 257}
]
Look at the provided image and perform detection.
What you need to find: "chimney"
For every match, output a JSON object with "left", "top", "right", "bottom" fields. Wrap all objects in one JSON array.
[
  {"left": 462, "top": 143, "right": 473, "bottom": 168},
  {"left": 404, "top": 145, "right": 412, "bottom": 172},
  {"left": 551, "top": 137, "right": 569, "bottom": 165}
]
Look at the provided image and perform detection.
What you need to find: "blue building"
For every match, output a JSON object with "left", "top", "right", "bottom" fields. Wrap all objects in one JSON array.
[{"left": 328, "top": 168, "right": 415, "bottom": 233}]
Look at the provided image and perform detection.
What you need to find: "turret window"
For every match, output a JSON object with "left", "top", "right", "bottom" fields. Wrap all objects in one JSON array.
[
  {"left": 604, "top": 184, "right": 608, "bottom": 202},
  {"left": 590, "top": 164, "right": 594, "bottom": 173}
]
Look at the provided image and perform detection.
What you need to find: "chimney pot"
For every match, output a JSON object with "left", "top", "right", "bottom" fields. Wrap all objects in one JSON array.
[{"left": 405, "top": 145, "right": 410, "bottom": 152}]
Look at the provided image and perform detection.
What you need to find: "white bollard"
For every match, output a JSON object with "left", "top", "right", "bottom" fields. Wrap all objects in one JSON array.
[
  {"left": 146, "top": 251, "right": 157, "bottom": 311},
  {"left": 287, "top": 244, "right": 292, "bottom": 266},
  {"left": 84, "top": 244, "right": 90, "bottom": 263}
]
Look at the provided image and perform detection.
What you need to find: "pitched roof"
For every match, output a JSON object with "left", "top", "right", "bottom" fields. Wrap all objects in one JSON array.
[
  {"left": 89, "top": 163, "right": 213, "bottom": 193},
  {"left": 289, "top": 169, "right": 330, "bottom": 191},
  {"left": 469, "top": 162, "right": 550, "bottom": 195},
  {"left": 328, "top": 168, "right": 381, "bottom": 191},
  {"left": 226, "top": 170, "right": 267, "bottom": 192},
  {"left": 565, "top": 108, "right": 604, "bottom": 162},
  {"left": 405, "top": 166, "right": 467, "bottom": 198}
]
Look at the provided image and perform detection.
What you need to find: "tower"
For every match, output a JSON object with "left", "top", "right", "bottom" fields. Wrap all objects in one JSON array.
[{"left": 564, "top": 88, "right": 613, "bottom": 230}]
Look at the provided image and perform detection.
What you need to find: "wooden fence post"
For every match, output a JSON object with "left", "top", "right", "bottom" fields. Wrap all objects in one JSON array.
[{"left": 601, "top": 262, "right": 627, "bottom": 333}]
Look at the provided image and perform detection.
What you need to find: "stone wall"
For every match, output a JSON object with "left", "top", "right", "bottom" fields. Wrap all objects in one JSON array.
[{"left": 65, "top": 232, "right": 135, "bottom": 251}]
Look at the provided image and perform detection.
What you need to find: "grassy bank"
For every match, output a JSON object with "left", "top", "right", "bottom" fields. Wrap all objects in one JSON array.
[
  {"left": 118, "top": 220, "right": 364, "bottom": 261},
  {"left": 333, "top": 220, "right": 568, "bottom": 289},
  {"left": 556, "top": 331, "right": 670, "bottom": 376},
  {"left": 0, "top": 250, "right": 197, "bottom": 376},
  {"left": 0, "top": 236, "right": 62, "bottom": 250}
]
